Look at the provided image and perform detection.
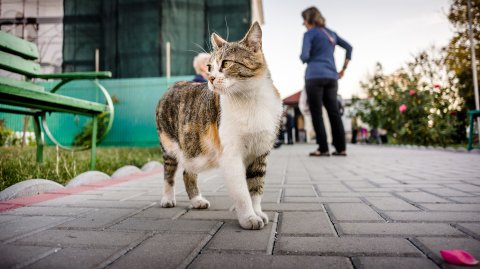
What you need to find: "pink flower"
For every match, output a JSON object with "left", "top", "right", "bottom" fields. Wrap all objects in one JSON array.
[
  {"left": 399, "top": 104, "right": 407, "bottom": 113},
  {"left": 434, "top": 84, "right": 441, "bottom": 89},
  {"left": 409, "top": 90, "right": 415, "bottom": 96}
]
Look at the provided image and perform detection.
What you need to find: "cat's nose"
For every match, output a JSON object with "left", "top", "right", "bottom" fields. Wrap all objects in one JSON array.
[{"left": 208, "top": 76, "right": 216, "bottom": 84}]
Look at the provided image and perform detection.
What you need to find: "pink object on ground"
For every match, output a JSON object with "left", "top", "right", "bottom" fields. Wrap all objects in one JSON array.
[{"left": 440, "top": 250, "right": 479, "bottom": 266}]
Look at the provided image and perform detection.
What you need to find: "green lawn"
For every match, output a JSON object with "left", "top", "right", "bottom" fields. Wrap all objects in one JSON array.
[{"left": 0, "top": 146, "right": 163, "bottom": 192}]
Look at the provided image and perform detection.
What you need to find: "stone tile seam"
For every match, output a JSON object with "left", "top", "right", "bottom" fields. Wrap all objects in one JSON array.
[
  {"left": 14, "top": 247, "right": 61, "bottom": 269},
  {"left": 2, "top": 216, "right": 76, "bottom": 244},
  {"left": 322, "top": 204, "right": 339, "bottom": 237},
  {"left": 101, "top": 202, "right": 157, "bottom": 230},
  {"left": 266, "top": 212, "right": 279, "bottom": 255},
  {"left": 273, "top": 250, "right": 424, "bottom": 258},
  {"left": 178, "top": 221, "right": 224, "bottom": 269},
  {"left": 389, "top": 192, "right": 431, "bottom": 211},
  {"left": 406, "top": 237, "right": 445, "bottom": 269},
  {"left": 358, "top": 197, "right": 392, "bottom": 222},
  {"left": 419, "top": 188, "right": 463, "bottom": 203},
  {"left": 92, "top": 231, "right": 157, "bottom": 269},
  {"left": 450, "top": 223, "right": 480, "bottom": 240}
]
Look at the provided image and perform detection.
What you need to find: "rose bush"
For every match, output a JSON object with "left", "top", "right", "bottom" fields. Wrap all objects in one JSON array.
[{"left": 352, "top": 48, "right": 464, "bottom": 146}]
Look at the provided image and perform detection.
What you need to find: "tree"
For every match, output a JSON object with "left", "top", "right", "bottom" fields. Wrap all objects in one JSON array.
[{"left": 445, "top": 0, "right": 479, "bottom": 111}]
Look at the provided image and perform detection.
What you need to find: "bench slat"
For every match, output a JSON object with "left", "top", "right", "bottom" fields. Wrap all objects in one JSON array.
[
  {"left": 0, "top": 85, "right": 108, "bottom": 116},
  {"left": 0, "top": 31, "right": 39, "bottom": 60},
  {"left": 0, "top": 51, "right": 41, "bottom": 77},
  {"left": 0, "top": 76, "right": 44, "bottom": 92},
  {"left": 36, "top": 71, "right": 112, "bottom": 79}
]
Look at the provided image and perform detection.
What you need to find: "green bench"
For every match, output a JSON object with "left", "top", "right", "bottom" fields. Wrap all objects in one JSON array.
[{"left": 0, "top": 31, "right": 114, "bottom": 169}]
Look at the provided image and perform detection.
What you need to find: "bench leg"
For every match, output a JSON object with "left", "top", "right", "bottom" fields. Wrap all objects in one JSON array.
[
  {"left": 468, "top": 114, "right": 474, "bottom": 151},
  {"left": 33, "top": 115, "right": 44, "bottom": 163},
  {"left": 90, "top": 115, "right": 98, "bottom": 170}
]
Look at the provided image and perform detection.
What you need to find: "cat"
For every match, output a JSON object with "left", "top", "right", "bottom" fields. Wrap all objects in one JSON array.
[{"left": 155, "top": 22, "right": 283, "bottom": 230}]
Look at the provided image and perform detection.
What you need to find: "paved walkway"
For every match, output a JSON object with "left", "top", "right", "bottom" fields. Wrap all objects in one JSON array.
[{"left": 0, "top": 144, "right": 479, "bottom": 269}]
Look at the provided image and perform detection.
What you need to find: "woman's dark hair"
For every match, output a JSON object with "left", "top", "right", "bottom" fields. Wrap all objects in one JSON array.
[{"left": 301, "top": 6, "right": 326, "bottom": 27}]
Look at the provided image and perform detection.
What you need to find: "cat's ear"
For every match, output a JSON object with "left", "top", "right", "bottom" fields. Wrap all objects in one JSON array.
[
  {"left": 211, "top": 33, "right": 227, "bottom": 50},
  {"left": 240, "top": 21, "right": 262, "bottom": 52}
]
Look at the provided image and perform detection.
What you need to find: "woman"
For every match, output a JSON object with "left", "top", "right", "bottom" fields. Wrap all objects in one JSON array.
[{"left": 300, "top": 6, "right": 352, "bottom": 157}]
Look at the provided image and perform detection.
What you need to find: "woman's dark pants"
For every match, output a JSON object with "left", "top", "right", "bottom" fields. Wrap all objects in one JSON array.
[{"left": 305, "top": 78, "right": 346, "bottom": 153}]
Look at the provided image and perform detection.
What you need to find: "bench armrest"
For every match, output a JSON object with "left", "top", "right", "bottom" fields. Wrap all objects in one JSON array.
[{"left": 36, "top": 71, "right": 112, "bottom": 80}]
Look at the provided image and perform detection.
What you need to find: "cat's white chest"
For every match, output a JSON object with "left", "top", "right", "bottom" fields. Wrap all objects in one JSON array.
[{"left": 219, "top": 85, "right": 282, "bottom": 159}]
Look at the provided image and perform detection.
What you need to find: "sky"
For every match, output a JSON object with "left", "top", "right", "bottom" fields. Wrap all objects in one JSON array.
[{"left": 261, "top": 0, "right": 454, "bottom": 99}]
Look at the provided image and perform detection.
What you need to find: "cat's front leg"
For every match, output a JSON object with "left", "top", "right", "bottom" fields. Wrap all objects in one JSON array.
[
  {"left": 246, "top": 153, "right": 269, "bottom": 225},
  {"left": 221, "top": 155, "right": 265, "bottom": 230}
]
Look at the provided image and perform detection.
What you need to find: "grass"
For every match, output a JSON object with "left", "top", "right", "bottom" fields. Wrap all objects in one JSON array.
[{"left": 0, "top": 146, "right": 163, "bottom": 192}]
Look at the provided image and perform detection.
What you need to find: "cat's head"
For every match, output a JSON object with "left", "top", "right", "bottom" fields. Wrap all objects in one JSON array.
[{"left": 207, "top": 22, "right": 267, "bottom": 94}]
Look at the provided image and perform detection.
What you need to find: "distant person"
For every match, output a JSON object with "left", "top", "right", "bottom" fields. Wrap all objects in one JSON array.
[
  {"left": 351, "top": 115, "right": 358, "bottom": 144},
  {"left": 285, "top": 112, "right": 294, "bottom": 144},
  {"left": 300, "top": 6, "right": 352, "bottom": 157},
  {"left": 192, "top": 53, "right": 210, "bottom": 82}
]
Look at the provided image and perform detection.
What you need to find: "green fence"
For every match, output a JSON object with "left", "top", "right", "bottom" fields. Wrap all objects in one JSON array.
[{"left": 0, "top": 76, "right": 191, "bottom": 147}]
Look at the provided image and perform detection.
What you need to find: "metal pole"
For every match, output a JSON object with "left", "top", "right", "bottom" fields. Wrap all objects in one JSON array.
[
  {"left": 166, "top": 42, "right": 171, "bottom": 80},
  {"left": 467, "top": 0, "right": 480, "bottom": 143},
  {"left": 95, "top": 48, "right": 100, "bottom": 72}
]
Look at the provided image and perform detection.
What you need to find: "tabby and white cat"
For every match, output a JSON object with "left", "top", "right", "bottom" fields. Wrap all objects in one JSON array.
[{"left": 155, "top": 22, "right": 282, "bottom": 230}]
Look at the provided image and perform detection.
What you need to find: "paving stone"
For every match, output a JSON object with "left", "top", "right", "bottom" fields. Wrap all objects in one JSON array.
[
  {"left": 5, "top": 206, "right": 92, "bottom": 217},
  {"left": 449, "top": 197, "right": 480, "bottom": 203},
  {"left": 110, "top": 218, "right": 219, "bottom": 232},
  {"left": 0, "top": 216, "right": 70, "bottom": 241},
  {"left": 386, "top": 212, "right": 480, "bottom": 222},
  {"left": 27, "top": 247, "right": 115, "bottom": 269},
  {"left": 0, "top": 215, "right": 21, "bottom": 224},
  {"left": 338, "top": 223, "right": 463, "bottom": 236},
  {"left": 395, "top": 192, "right": 449, "bottom": 203},
  {"left": 131, "top": 205, "right": 188, "bottom": 219},
  {"left": 420, "top": 204, "right": 480, "bottom": 211},
  {"left": 426, "top": 188, "right": 473, "bottom": 197},
  {"left": 17, "top": 229, "right": 145, "bottom": 247},
  {"left": 108, "top": 233, "right": 208, "bottom": 269},
  {"left": 320, "top": 192, "right": 391, "bottom": 197},
  {"left": 449, "top": 184, "right": 480, "bottom": 193},
  {"left": 365, "top": 197, "right": 420, "bottom": 211},
  {"left": 356, "top": 257, "right": 439, "bottom": 269},
  {"left": 262, "top": 203, "right": 323, "bottom": 212},
  {"left": 206, "top": 222, "right": 274, "bottom": 252},
  {"left": 280, "top": 212, "right": 335, "bottom": 235},
  {"left": 283, "top": 187, "right": 316, "bottom": 197},
  {"left": 275, "top": 237, "right": 421, "bottom": 256},
  {"left": 457, "top": 223, "right": 480, "bottom": 237},
  {"left": 0, "top": 244, "right": 57, "bottom": 268},
  {"left": 62, "top": 200, "right": 153, "bottom": 209},
  {"left": 57, "top": 208, "right": 137, "bottom": 229},
  {"left": 343, "top": 181, "right": 376, "bottom": 188},
  {"left": 315, "top": 184, "right": 351, "bottom": 192},
  {"left": 181, "top": 210, "right": 237, "bottom": 220},
  {"left": 327, "top": 203, "right": 384, "bottom": 221},
  {"left": 191, "top": 253, "right": 353, "bottom": 269}
]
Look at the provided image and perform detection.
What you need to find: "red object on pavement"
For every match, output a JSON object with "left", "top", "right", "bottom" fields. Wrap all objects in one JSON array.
[{"left": 440, "top": 250, "right": 479, "bottom": 266}]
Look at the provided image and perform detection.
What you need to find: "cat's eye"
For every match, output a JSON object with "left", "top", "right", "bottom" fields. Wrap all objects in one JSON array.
[
  {"left": 221, "top": 61, "right": 233, "bottom": 69},
  {"left": 206, "top": 64, "right": 212, "bottom": 72}
]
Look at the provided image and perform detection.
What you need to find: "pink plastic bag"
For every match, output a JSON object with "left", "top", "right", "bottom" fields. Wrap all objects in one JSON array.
[{"left": 440, "top": 250, "right": 479, "bottom": 266}]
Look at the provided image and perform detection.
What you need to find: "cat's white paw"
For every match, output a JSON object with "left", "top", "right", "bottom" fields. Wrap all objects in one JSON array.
[
  {"left": 239, "top": 214, "right": 265, "bottom": 230},
  {"left": 255, "top": 210, "right": 269, "bottom": 225},
  {"left": 160, "top": 197, "right": 176, "bottom": 208},
  {"left": 191, "top": 196, "right": 210, "bottom": 209}
]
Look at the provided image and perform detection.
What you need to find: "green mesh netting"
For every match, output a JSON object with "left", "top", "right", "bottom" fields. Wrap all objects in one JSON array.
[{"left": 63, "top": 0, "right": 251, "bottom": 78}]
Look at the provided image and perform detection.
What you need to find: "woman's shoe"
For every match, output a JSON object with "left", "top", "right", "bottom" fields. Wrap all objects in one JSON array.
[
  {"left": 332, "top": 151, "right": 347, "bottom": 156},
  {"left": 309, "top": 150, "right": 330, "bottom": 157}
]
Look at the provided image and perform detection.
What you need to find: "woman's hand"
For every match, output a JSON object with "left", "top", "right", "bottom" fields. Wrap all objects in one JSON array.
[{"left": 338, "top": 70, "right": 345, "bottom": 79}]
